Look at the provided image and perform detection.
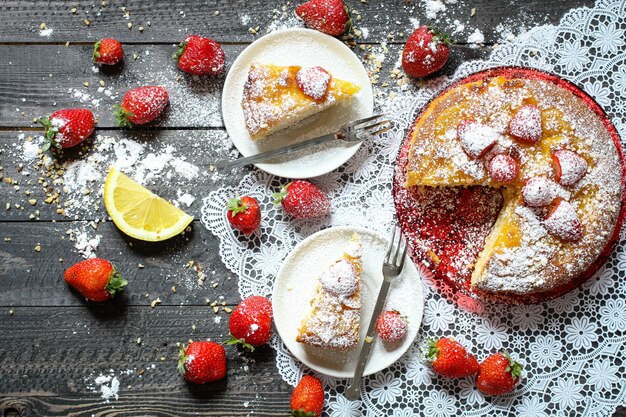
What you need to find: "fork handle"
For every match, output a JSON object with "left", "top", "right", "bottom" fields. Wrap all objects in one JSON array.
[
  {"left": 214, "top": 133, "right": 340, "bottom": 173},
  {"left": 344, "top": 279, "right": 392, "bottom": 401}
]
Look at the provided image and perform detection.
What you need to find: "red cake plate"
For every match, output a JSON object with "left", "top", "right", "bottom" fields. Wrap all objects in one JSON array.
[{"left": 393, "top": 66, "right": 626, "bottom": 308}]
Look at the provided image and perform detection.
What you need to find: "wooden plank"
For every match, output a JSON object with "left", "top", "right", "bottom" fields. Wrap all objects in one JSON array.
[
  {"left": 0, "top": 305, "right": 291, "bottom": 416},
  {"left": 0, "top": 0, "right": 594, "bottom": 44},
  {"left": 0, "top": 43, "right": 489, "bottom": 128},
  {"left": 0, "top": 220, "right": 250, "bottom": 307},
  {"left": 0, "top": 129, "right": 241, "bottom": 222}
]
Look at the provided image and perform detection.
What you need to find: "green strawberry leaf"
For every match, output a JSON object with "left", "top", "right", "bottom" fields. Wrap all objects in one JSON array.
[
  {"left": 177, "top": 344, "right": 188, "bottom": 375},
  {"left": 225, "top": 335, "right": 255, "bottom": 352},
  {"left": 290, "top": 410, "right": 318, "bottom": 417},
  {"left": 227, "top": 197, "right": 247, "bottom": 214},
  {"left": 105, "top": 270, "right": 128, "bottom": 298},
  {"left": 423, "top": 338, "right": 440, "bottom": 362},
  {"left": 272, "top": 185, "right": 289, "bottom": 205},
  {"left": 503, "top": 351, "right": 523, "bottom": 380},
  {"left": 428, "top": 26, "right": 455, "bottom": 45},
  {"left": 38, "top": 117, "right": 59, "bottom": 151},
  {"left": 93, "top": 39, "right": 102, "bottom": 61},
  {"left": 113, "top": 104, "right": 135, "bottom": 128},
  {"left": 173, "top": 41, "right": 188, "bottom": 60}
]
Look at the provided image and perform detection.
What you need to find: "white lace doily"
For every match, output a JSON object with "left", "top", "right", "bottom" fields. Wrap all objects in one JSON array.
[{"left": 202, "top": 0, "right": 626, "bottom": 415}]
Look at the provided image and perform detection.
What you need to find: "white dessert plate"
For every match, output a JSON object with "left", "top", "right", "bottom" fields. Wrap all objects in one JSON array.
[
  {"left": 221, "top": 28, "right": 374, "bottom": 179},
  {"left": 272, "top": 226, "right": 424, "bottom": 378}
]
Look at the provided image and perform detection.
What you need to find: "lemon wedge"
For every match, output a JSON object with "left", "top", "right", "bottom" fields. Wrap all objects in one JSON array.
[{"left": 104, "top": 167, "right": 193, "bottom": 241}]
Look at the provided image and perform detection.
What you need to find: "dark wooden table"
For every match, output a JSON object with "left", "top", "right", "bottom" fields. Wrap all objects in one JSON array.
[{"left": 0, "top": 1, "right": 624, "bottom": 416}]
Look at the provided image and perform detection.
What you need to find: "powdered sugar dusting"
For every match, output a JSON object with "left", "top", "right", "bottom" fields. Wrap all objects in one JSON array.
[{"left": 458, "top": 121, "right": 499, "bottom": 159}]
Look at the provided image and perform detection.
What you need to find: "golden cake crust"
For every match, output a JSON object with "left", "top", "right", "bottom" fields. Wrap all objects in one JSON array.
[{"left": 404, "top": 75, "right": 624, "bottom": 296}]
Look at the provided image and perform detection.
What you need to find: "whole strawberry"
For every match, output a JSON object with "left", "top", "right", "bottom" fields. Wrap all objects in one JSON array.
[
  {"left": 227, "top": 296, "right": 273, "bottom": 351},
  {"left": 64, "top": 258, "right": 127, "bottom": 302},
  {"left": 290, "top": 375, "right": 324, "bottom": 417},
  {"left": 178, "top": 341, "right": 227, "bottom": 384},
  {"left": 376, "top": 310, "right": 408, "bottom": 343},
  {"left": 114, "top": 86, "right": 169, "bottom": 127},
  {"left": 175, "top": 35, "right": 225, "bottom": 76},
  {"left": 273, "top": 180, "right": 330, "bottom": 219},
  {"left": 39, "top": 108, "right": 95, "bottom": 150},
  {"left": 476, "top": 352, "right": 523, "bottom": 395},
  {"left": 425, "top": 337, "right": 479, "bottom": 378},
  {"left": 295, "top": 0, "right": 351, "bottom": 36},
  {"left": 402, "top": 26, "right": 451, "bottom": 78},
  {"left": 93, "top": 38, "right": 124, "bottom": 65},
  {"left": 226, "top": 196, "right": 261, "bottom": 234}
]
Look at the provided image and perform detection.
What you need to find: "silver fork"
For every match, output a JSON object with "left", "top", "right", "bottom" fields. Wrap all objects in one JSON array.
[
  {"left": 214, "top": 114, "right": 391, "bottom": 173},
  {"left": 344, "top": 226, "right": 408, "bottom": 401}
]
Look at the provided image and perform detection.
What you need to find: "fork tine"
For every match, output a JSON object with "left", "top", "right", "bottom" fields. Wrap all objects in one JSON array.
[
  {"left": 392, "top": 228, "right": 403, "bottom": 266},
  {"left": 345, "top": 113, "right": 388, "bottom": 129},
  {"left": 357, "top": 119, "right": 390, "bottom": 133},
  {"left": 398, "top": 238, "right": 408, "bottom": 270},
  {"left": 385, "top": 227, "right": 396, "bottom": 264},
  {"left": 367, "top": 126, "right": 393, "bottom": 136}
]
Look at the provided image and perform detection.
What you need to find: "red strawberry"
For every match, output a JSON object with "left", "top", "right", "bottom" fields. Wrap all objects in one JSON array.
[
  {"left": 375, "top": 310, "right": 408, "bottom": 343},
  {"left": 457, "top": 120, "right": 499, "bottom": 159},
  {"left": 522, "top": 177, "right": 554, "bottom": 207},
  {"left": 227, "top": 296, "right": 273, "bottom": 351},
  {"left": 488, "top": 154, "right": 519, "bottom": 184},
  {"left": 39, "top": 108, "right": 95, "bottom": 150},
  {"left": 295, "top": 0, "right": 351, "bottom": 36},
  {"left": 64, "top": 258, "right": 127, "bottom": 302},
  {"left": 273, "top": 180, "right": 330, "bottom": 219},
  {"left": 290, "top": 375, "right": 324, "bottom": 417},
  {"left": 296, "top": 67, "right": 330, "bottom": 101},
  {"left": 226, "top": 196, "right": 261, "bottom": 234},
  {"left": 509, "top": 104, "right": 542, "bottom": 144},
  {"left": 552, "top": 149, "right": 588, "bottom": 186},
  {"left": 178, "top": 341, "right": 227, "bottom": 384},
  {"left": 544, "top": 197, "right": 583, "bottom": 242},
  {"left": 425, "top": 337, "right": 479, "bottom": 378},
  {"left": 93, "top": 38, "right": 124, "bottom": 65},
  {"left": 114, "top": 86, "right": 169, "bottom": 127},
  {"left": 476, "top": 352, "right": 523, "bottom": 396},
  {"left": 175, "top": 35, "right": 225, "bottom": 76},
  {"left": 402, "top": 26, "right": 451, "bottom": 78}
]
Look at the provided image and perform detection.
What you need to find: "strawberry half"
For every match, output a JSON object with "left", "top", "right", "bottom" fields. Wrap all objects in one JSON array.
[
  {"left": 509, "top": 104, "right": 542, "bottom": 144},
  {"left": 273, "top": 180, "right": 330, "bottom": 219},
  {"left": 402, "top": 26, "right": 452, "bottom": 78},
  {"left": 39, "top": 108, "right": 95, "bottom": 150},
  {"left": 487, "top": 154, "right": 519, "bottom": 184},
  {"left": 93, "top": 38, "right": 124, "bottom": 65},
  {"left": 175, "top": 35, "right": 225, "bottom": 76},
  {"left": 226, "top": 196, "right": 261, "bottom": 234},
  {"left": 295, "top": 0, "right": 351, "bottom": 36},
  {"left": 64, "top": 258, "right": 127, "bottom": 302},
  {"left": 227, "top": 296, "right": 273, "bottom": 351},
  {"left": 522, "top": 177, "right": 554, "bottom": 207},
  {"left": 114, "top": 86, "right": 169, "bottom": 127},
  {"left": 178, "top": 341, "right": 227, "bottom": 384},
  {"left": 552, "top": 149, "right": 588, "bottom": 186},
  {"left": 290, "top": 375, "right": 324, "bottom": 417},
  {"left": 425, "top": 337, "right": 479, "bottom": 378},
  {"left": 477, "top": 352, "right": 522, "bottom": 396},
  {"left": 457, "top": 120, "right": 499, "bottom": 159},
  {"left": 544, "top": 197, "right": 583, "bottom": 242},
  {"left": 296, "top": 67, "right": 330, "bottom": 101}
]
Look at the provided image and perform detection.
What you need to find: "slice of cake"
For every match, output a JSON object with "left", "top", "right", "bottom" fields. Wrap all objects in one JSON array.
[
  {"left": 296, "top": 234, "right": 363, "bottom": 350},
  {"left": 241, "top": 63, "right": 361, "bottom": 141}
]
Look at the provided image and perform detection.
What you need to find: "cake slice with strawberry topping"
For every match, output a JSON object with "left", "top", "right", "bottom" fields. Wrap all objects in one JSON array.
[{"left": 241, "top": 63, "right": 360, "bottom": 141}]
